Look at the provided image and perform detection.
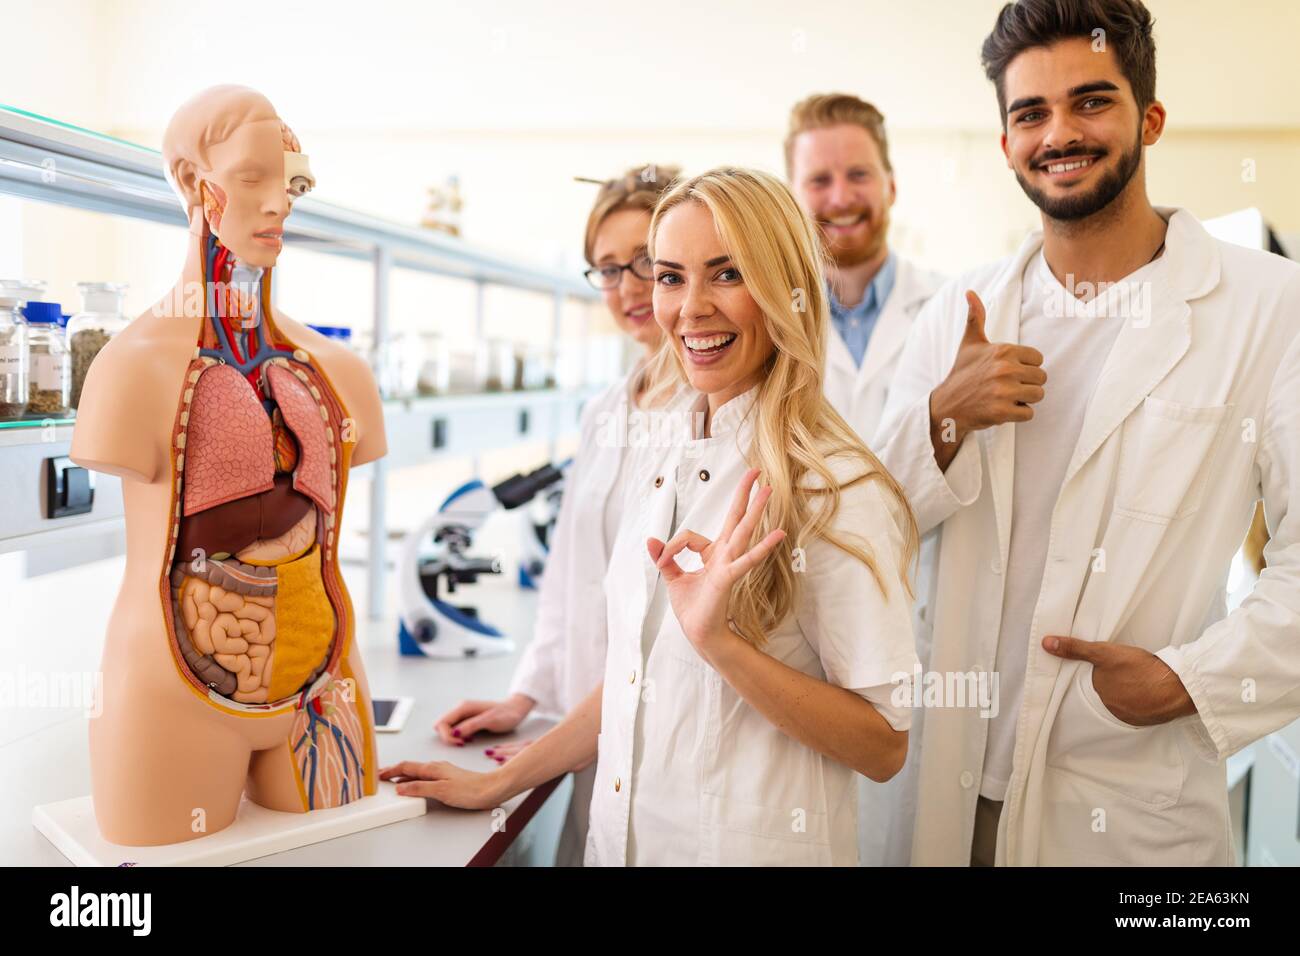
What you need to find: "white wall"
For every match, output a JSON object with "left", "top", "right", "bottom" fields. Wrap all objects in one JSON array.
[{"left": 5, "top": 0, "right": 1298, "bottom": 281}]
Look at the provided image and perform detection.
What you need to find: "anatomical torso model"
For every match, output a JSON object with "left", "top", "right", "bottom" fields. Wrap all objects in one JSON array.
[{"left": 71, "top": 86, "right": 387, "bottom": 845}]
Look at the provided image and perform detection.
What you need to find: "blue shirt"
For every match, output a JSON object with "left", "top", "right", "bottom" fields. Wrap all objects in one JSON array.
[{"left": 827, "top": 253, "right": 897, "bottom": 368}]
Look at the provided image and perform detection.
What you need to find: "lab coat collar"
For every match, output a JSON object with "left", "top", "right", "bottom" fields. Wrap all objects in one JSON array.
[
  {"left": 827, "top": 256, "right": 934, "bottom": 388},
  {"left": 1062, "top": 207, "right": 1221, "bottom": 486},
  {"left": 691, "top": 384, "right": 758, "bottom": 443},
  {"left": 859, "top": 257, "right": 936, "bottom": 386}
]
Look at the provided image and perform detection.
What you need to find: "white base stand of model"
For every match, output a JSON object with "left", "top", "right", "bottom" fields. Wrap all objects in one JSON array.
[{"left": 32, "top": 786, "right": 426, "bottom": 866}]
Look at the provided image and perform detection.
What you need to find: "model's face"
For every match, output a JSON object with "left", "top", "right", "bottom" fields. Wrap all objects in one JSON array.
[
  {"left": 652, "top": 201, "right": 773, "bottom": 405},
  {"left": 790, "top": 124, "right": 894, "bottom": 268},
  {"left": 1001, "top": 38, "right": 1164, "bottom": 222},
  {"left": 591, "top": 207, "right": 660, "bottom": 350},
  {"left": 201, "top": 119, "right": 314, "bottom": 268}
]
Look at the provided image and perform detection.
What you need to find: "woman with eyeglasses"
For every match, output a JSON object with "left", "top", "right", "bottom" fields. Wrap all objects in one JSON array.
[
  {"left": 430, "top": 164, "right": 680, "bottom": 865},
  {"left": 387, "top": 167, "right": 918, "bottom": 865}
]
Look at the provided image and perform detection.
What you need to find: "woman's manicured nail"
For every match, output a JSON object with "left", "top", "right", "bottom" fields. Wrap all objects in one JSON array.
[
  {"left": 485, "top": 748, "right": 495, "bottom": 755},
  {"left": 452, "top": 729, "right": 461, "bottom": 738}
]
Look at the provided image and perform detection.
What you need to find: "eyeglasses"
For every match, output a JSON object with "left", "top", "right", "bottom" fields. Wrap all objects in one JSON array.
[{"left": 584, "top": 252, "right": 654, "bottom": 290}]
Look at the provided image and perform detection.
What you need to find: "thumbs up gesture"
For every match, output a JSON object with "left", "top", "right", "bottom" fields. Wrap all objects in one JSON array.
[{"left": 929, "top": 291, "right": 1047, "bottom": 470}]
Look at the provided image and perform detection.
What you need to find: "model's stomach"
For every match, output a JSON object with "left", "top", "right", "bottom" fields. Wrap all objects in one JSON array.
[{"left": 169, "top": 508, "right": 336, "bottom": 705}]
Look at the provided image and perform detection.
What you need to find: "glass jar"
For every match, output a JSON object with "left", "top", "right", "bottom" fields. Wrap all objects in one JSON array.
[
  {"left": 445, "top": 341, "right": 481, "bottom": 394},
  {"left": 0, "top": 296, "right": 28, "bottom": 419},
  {"left": 519, "top": 343, "right": 556, "bottom": 390},
  {"left": 416, "top": 333, "right": 449, "bottom": 396},
  {"left": 374, "top": 330, "right": 423, "bottom": 400},
  {"left": 0, "top": 278, "right": 47, "bottom": 304},
  {"left": 481, "top": 338, "right": 515, "bottom": 393},
  {"left": 23, "top": 302, "right": 71, "bottom": 417},
  {"left": 307, "top": 324, "right": 356, "bottom": 351},
  {"left": 67, "top": 282, "right": 128, "bottom": 410}
]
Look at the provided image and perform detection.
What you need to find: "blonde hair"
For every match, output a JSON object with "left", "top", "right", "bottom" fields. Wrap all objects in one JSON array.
[
  {"left": 582, "top": 164, "right": 681, "bottom": 265},
  {"left": 645, "top": 166, "right": 918, "bottom": 647},
  {"left": 784, "top": 93, "right": 892, "bottom": 176}
]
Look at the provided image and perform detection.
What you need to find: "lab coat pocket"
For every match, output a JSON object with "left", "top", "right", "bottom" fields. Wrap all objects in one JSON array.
[
  {"left": 699, "top": 696, "right": 837, "bottom": 866},
  {"left": 700, "top": 792, "right": 834, "bottom": 867},
  {"left": 1046, "top": 664, "right": 1184, "bottom": 810},
  {"left": 1113, "top": 397, "right": 1230, "bottom": 524}
]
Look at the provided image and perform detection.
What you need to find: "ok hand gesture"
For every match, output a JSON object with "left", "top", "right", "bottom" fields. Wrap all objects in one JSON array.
[{"left": 645, "top": 468, "right": 786, "bottom": 659}]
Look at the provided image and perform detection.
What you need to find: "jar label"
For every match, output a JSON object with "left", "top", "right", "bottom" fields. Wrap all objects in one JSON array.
[
  {"left": 32, "top": 353, "right": 68, "bottom": 391},
  {"left": 0, "top": 344, "right": 22, "bottom": 372}
]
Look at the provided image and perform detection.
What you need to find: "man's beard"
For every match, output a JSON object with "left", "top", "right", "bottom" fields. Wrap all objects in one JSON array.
[
  {"left": 1015, "top": 130, "right": 1143, "bottom": 222},
  {"left": 822, "top": 205, "right": 889, "bottom": 268}
]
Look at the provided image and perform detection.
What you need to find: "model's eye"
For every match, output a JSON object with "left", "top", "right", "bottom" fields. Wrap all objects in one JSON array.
[
  {"left": 1016, "top": 110, "right": 1046, "bottom": 124},
  {"left": 1080, "top": 96, "right": 1110, "bottom": 109},
  {"left": 717, "top": 267, "right": 741, "bottom": 283},
  {"left": 287, "top": 176, "right": 314, "bottom": 199},
  {"left": 655, "top": 271, "right": 682, "bottom": 287}
]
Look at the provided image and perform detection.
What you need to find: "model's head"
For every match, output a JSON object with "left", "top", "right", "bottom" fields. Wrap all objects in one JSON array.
[
  {"left": 982, "top": 0, "right": 1164, "bottom": 222},
  {"left": 582, "top": 164, "right": 680, "bottom": 352},
  {"left": 163, "top": 85, "right": 316, "bottom": 268},
  {"left": 785, "top": 94, "right": 895, "bottom": 269},
  {"left": 647, "top": 167, "right": 916, "bottom": 646}
]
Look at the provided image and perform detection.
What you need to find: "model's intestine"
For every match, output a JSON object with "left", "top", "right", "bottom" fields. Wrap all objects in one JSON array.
[{"left": 174, "top": 571, "right": 276, "bottom": 702}]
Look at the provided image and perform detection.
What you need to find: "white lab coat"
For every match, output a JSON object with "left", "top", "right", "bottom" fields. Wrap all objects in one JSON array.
[
  {"left": 508, "top": 368, "right": 645, "bottom": 864},
  {"left": 584, "top": 388, "right": 919, "bottom": 866},
  {"left": 823, "top": 256, "right": 945, "bottom": 868},
  {"left": 824, "top": 255, "right": 945, "bottom": 443},
  {"left": 874, "top": 208, "right": 1300, "bottom": 865}
]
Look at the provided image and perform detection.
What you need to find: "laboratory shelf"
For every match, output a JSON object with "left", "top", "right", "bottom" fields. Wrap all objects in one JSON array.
[
  {"left": 0, "top": 104, "right": 596, "bottom": 297},
  {"left": 0, "top": 386, "right": 599, "bottom": 558}
]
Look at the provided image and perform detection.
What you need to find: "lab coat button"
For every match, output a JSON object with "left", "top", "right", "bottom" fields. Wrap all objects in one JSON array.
[
  {"left": 629, "top": 670, "right": 637, "bottom": 684},
  {"left": 698, "top": 469, "right": 710, "bottom": 482},
  {"left": 959, "top": 770, "right": 975, "bottom": 789},
  {"left": 614, "top": 776, "right": 622, "bottom": 793},
  {"left": 990, "top": 559, "right": 1002, "bottom": 575},
  {"left": 653, "top": 476, "right": 663, "bottom": 488}
]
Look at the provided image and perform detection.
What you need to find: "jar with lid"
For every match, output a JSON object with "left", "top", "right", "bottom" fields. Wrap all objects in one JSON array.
[
  {"left": 67, "top": 282, "right": 128, "bottom": 409},
  {"left": 0, "top": 296, "right": 28, "bottom": 419},
  {"left": 0, "top": 278, "right": 47, "bottom": 305},
  {"left": 23, "top": 302, "right": 71, "bottom": 417},
  {"left": 307, "top": 324, "right": 356, "bottom": 352}
]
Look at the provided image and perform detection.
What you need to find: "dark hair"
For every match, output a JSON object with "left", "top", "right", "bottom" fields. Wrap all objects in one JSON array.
[{"left": 981, "top": 0, "right": 1157, "bottom": 126}]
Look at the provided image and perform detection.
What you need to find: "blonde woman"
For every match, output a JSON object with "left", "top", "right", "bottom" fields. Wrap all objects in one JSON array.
[
  {"left": 385, "top": 167, "right": 919, "bottom": 866},
  {"left": 429, "top": 164, "right": 679, "bottom": 865}
]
